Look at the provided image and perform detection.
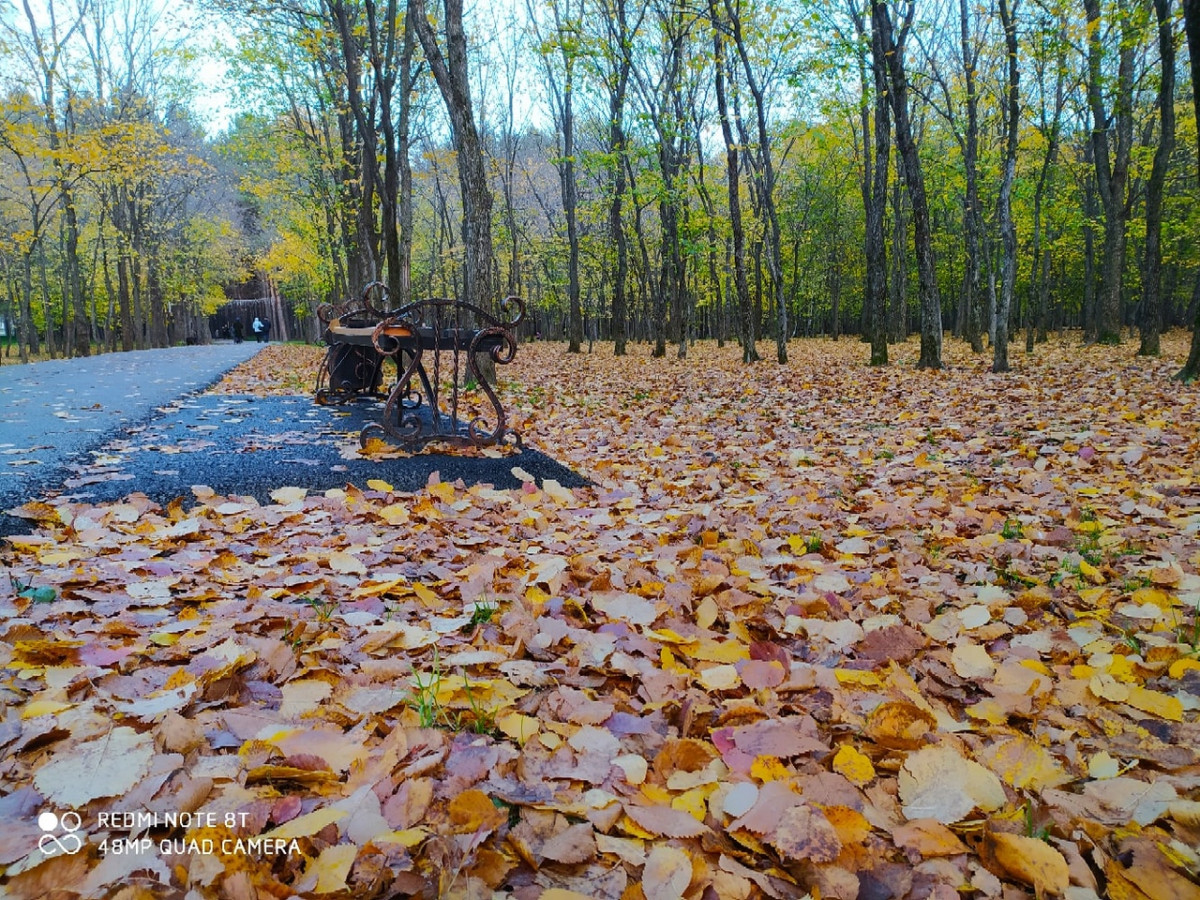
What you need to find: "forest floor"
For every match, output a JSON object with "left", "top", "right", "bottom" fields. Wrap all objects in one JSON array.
[{"left": 1, "top": 333, "right": 1199, "bottom": 900}]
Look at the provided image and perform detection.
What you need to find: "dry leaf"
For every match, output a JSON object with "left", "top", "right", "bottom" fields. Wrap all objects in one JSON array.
[
  {"left": 989, "top": 832, "right": 1070, "bottom": 897},
  {"left": 34, "top": 727, "right": 155, "bottom": 807},
  {"left": 642, "top": 844, "right": 693, "bottom": 900},
  {"left": 898, "top": 745, "right": 1007, "bottom": 824}
]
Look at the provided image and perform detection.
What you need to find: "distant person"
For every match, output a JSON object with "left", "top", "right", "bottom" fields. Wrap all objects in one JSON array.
[
  {"left": 252, "top": 317, "right": 264, "bottom": 343},
  {"left": 232, "top": 320, "right": 244, "bottom": 343},
  {"left": 262, "top": 318, "right": 272, "bottom": 342}
]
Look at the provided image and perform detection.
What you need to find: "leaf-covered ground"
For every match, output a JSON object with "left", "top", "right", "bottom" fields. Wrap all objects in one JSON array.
[{"left": 2, "top": 335, "right": 1199, "bottom": 900}]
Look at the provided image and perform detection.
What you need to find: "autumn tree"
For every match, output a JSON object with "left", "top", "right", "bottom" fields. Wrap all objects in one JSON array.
[
  {"left": 1083, "top": 0, "right": 1135, "bottom": 345},
  {"left": 854, "top": 0, "right": 890, "bottom": 366},
  {"left": 9, "top": 0, "right": 91, "bottom": 356},
  {"left": 591, "top": 0, "right": 640, "bottom": 356},
  {"left": 993, "top": 0, "right": 1019, "bottom": 373},
  {"left": 528, "top": 0, "right": 584, "bottom": 353},
  {"left": 409, "top": 0, "right": 495, "bottom": 313},
  {"left": 1138, "top": 0, "right": 1176, "bottom": 357},
  {"left": 709, "top": 0, "right": 757, "bottom": 362},
  {"left": 1176, "top": 0, "right": 1200, "bottom": 381},
  {"left": 630, "top": 0, "right": 696, "bottom": 358},
  {"left": 872, "top": 0, "right": 943, "bottom": 369},
  {"left": 720, "top": 0, "right": 790, "bottom": 364}
]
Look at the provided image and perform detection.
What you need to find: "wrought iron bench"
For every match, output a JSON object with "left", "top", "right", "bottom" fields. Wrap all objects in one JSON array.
[{"left": 315, "top": 283, "right": 525, "bottom": 450}]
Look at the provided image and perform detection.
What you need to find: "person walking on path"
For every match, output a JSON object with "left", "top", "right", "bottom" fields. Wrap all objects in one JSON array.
[
  {"left": 252, "top": 317, "right": 264, "bottom": 343},
  {"left": 262, "top": 318, "right": 272, "bottom": 342},
  {"left": 232, "top": 320, "right": 244, "bottom": 343}
]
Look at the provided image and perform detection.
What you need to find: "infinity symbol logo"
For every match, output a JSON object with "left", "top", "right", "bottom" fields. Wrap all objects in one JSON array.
[{"left": 38, "top": 811, "right": 83, "bottom": 856}]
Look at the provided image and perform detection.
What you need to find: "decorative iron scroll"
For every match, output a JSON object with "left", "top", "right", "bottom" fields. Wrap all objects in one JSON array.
[{"left": 315, "top": 283, "right": 525, "bottom": 451}]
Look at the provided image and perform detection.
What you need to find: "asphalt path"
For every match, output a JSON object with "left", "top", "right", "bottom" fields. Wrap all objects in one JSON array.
[{"left": 0, "top": 343, "right": 585, "bottom": 539}]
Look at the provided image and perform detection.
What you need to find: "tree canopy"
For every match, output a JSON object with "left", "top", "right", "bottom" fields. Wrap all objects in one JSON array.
[{"left": 1, "top": 0, "right": 1199, "bottom": 371}]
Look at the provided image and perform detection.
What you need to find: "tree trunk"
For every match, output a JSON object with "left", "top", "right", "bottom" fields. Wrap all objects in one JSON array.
[
  {"left": 959, "top": 0, "right": 984, "bottom": 353},
  {"left": 862, "top": 4, "right": 891, "bottom": 366},
  {"left": 410, "top": 0, "right": 494, "bottom": 312},
  {"left": 889, "top": 175, "right": 907, "bottom": 343},
  {"left": 1140, "top": 0, "right": 1175, "bottom": 357},
  {"left": 606, "top": 0, "right": 631, "bottom": 356},
  {"left": 723, "top": 0, "right": 786, "bottom": 363},
  {"left": 1175, "top": 0, "right": 1200, "bottom": 380},
  {"left": 710, "top": 2, "right": 758, "bottom": 364},
  {"left": 1084, "top": 0, "right": 1135, "bottom": 345},
  {"left": 874, "top": 0, "right": 942, "bottom": 369},
  {"left": 994, "top": 0, "right": 1019, "bottom": 373}
]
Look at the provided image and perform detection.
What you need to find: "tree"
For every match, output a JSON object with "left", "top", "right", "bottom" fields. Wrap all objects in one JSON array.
[
  {"left": 994, "top": 0, "right": 1019, "bottom": 373},
  {"left": 709, "top": 0, "right": 757, "bottom": 362},
  {"left": 851, "top": 0, "right": 890, "bottom": 366},
  {"left": 528, "top": 0, "right": 583, "bottom": 352},
  {"left": 721, "top": 0, "right": 789, "bottom": 363},
  {"left": 1138, "top": 0, "right": 1176, "bottom": 357},
  {"left": 1176, "top": 0, "right": 1200, "bottom": 381},
  {"left": 1025, "top": 5, "right": 1067, "bottom": 352},
  {"left": 593, "top": 0, "right": 640, "bottom": 356},
  {"left": 13, "top": 0, "right": 91, "bottom": 356},
  {"left": 409, "top": 0, "right": 495, "bottom": 312},
  {"left": 1083, "top": 0, "right": 1135, "bottom": 345},
  {"left": 873, "top": 0, "right": 942, "bottom": 369}
]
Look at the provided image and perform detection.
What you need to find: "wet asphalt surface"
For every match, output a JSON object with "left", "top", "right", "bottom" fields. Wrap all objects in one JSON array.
[{"left": 0, "top": 343, "right": 585, "bottom": 539}]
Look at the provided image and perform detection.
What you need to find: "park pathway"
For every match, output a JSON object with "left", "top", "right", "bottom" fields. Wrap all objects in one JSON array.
[{"left": 0, "top": 342, "right": 264, "bottom": 533}]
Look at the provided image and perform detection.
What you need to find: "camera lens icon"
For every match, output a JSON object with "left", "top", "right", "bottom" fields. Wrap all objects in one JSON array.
[{"left": 38, "top": 810, "right": 83, "bottom": 856}]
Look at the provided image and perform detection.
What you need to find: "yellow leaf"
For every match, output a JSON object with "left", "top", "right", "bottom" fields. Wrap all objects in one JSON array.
[
  {"left": 270, "top": 486, "right": 308, "bottom": 504},
  {"left": 981, "top": 735, "right": 1070, "bottom": 790},
  {"left": 1130, "top": 586, "right": 1172, "bottom": 611},
  {"left": 898, "top": 745, "right": 1006, "bottom": 824},
  {"left": 1088, "top": 751, "right": 1121, "bottom": 779},
  {"left": 264, "top": 807, "right": 346, "bottom": 840},
  {"left": 616, "top": 814, "right": 657, "bottom": 840},
  {"left": 966, "top": 698, "right": 1010, "bottom": 725},
  {"left": 1078, "top": 559, "right": 1106, "bottom": 584},
  {"left": 823, "top": 805, "right": 872, "bottom": 846},
  {"left": 328, "top": 551, "right": 366, "bottom": 575},
  {"left": 375, "top": 827, "right": 430, "bottom": 848},
  {"left": 691, "top": 639, "right": 750, "bottom": 664},
  {"left": 832, "top": 744, "right": 876, "bottom": 787},
  {"left": 672, "top": 788, "right": 709, "bottom": 822},
  {"left": 614, "top": 754, "right": 648, "bottom": 785},
  {"left": 1124, "top": 686, "right": 1184, "bottom": 721},
  {"left": 645, "top": 628, "right": 696, "bottom": 646},
  {"left": 310, "top": 843, "right": 357, "bottom": 894},
  {"left": 834, "top": 668, "right": 882, "bottom": 687},
  {"left": 990, "top": 832, "right": 1070, "bottom": 896},
  {"left": 428, "top": 482, "right": 455, "bottom": 502},
  {"left": 448, "top": 789, "right": 505, "bottom": 834},
  {"left": 21, "top": 699, "right": 73, "bottom": 718},
  {"left": 1168, "top": 658, "right": 1200, "bottom": 679},
  {"left": 697, "top": 664, "right": 741, "bottom": 691},
  {"left": 366, "top": 479, "right": 393, "bottom": 492},
  {"left": 1167, "top": 800, "right": 1200, "bottom": 827},
  {"left": 378, "top": 504, "right": 410, "bottom": 526},
  {"left": 412, "top": 582, "right": 441, "bottom": 607},
  {"left": 497, "top": 712, "right": 540, "bottom": 744},
  {"left": 750, "top": 756, "right": 789, "bottom": 782}
]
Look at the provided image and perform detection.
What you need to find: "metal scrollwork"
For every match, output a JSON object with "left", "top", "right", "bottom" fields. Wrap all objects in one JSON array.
[{"left": 319, "top": 293, "right": 525, "bottom": 451}]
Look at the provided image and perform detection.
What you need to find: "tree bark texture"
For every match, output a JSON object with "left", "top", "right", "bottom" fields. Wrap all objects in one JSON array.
[
  {"left": 1084, "top": 0, "right": 1134, "bottom": 345},
  {"left": 1176, "top": 0, "right": 1200, "bottom": 380},
  {"left": 1139, "top": 0, "right": 1175, "bottom": 357},
  {"left": 874, "top": 0, "right": 942, "bottom": 369}
]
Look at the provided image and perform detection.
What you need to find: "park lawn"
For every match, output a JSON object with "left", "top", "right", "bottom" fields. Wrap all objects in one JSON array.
[{"left": 2, "top": 334, "right": 1199, "bottom": 899}]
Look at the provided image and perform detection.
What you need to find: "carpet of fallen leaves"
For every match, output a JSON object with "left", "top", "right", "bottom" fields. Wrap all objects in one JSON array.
[{"left": 2, "top": 333, "right": 1200, "bottom": 900}]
